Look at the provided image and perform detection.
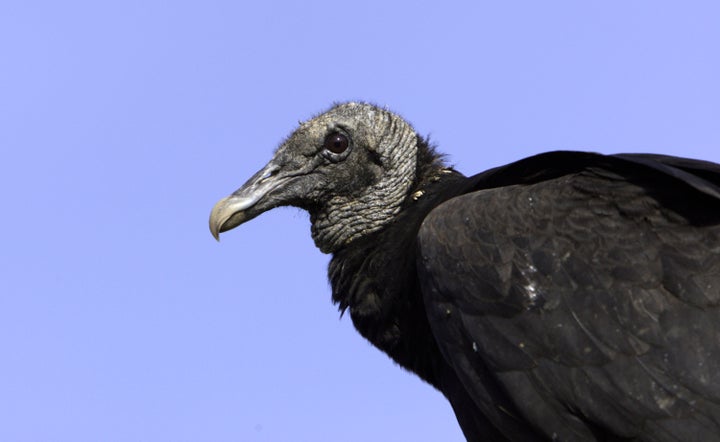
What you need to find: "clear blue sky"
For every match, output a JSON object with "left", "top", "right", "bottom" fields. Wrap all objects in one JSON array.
[{"left": 2, "top": 1, "right": 719, "bottom": 441}]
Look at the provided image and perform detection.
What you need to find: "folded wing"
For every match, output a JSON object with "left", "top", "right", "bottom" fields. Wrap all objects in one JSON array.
[{"left": 418, "top": 153, "right": 720, "bottom": 440}]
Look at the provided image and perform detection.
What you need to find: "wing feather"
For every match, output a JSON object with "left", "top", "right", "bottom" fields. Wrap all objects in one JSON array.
[{"left": 418, "top": 163, "right": 720, "bottom": 440}]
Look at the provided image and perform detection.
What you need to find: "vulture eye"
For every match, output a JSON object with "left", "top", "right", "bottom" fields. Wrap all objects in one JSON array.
[{"left": 323, "top": 132, "right": 349, "bottom": 154}]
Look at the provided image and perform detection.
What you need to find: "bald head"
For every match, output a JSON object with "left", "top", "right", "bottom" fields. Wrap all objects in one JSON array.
[{"left": 209, "top": 102, "right": 422, "bottom": 252}]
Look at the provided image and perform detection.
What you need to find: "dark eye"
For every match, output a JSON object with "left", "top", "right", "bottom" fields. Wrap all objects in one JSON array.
[{"left": 323, "top": 132, "right": 349, "bottom": 154}]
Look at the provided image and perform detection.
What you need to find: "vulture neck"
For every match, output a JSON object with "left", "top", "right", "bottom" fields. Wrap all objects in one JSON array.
[{"left": 327, "top": 139, "right": 466, "bottom": 387}]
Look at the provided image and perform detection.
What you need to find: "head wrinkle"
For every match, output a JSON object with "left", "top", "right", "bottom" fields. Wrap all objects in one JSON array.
[{"left": 309, "top": 104, "right": 419, "bottom": 253}]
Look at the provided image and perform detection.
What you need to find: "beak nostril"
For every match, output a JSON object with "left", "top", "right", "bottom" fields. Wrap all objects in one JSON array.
[{"left": 260, "top": 166, "right": 280, "bottom": 182}]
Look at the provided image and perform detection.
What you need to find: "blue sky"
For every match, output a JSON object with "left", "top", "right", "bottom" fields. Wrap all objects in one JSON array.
[{"left": 2, "top": 1, "right": 719, "bottom": 441}]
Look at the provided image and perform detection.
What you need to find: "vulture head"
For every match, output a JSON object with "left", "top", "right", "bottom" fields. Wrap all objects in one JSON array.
[{"left": 209, "top": 102, "right": 431, "bottom": 253}]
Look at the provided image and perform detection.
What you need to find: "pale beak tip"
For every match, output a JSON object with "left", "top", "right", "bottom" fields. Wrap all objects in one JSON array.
[
  {"left": 209, "top": 196, "right": 230, "bottom": 241},
  {"left": 209, "top": 219, "right": 221, "bottom": 241}
]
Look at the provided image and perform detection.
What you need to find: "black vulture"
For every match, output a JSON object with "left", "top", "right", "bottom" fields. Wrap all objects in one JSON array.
[{"left": 209, "top": 102, "right": 720, "bottom": 441}]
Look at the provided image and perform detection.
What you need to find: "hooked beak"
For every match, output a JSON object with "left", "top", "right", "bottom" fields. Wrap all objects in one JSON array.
[{"left": 209, "top": 161, "right": 285, "bottom": 240}]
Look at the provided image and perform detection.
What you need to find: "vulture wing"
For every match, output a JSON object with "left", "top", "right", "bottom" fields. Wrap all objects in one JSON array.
[{"left": 417, "top": 152, "right": 720, "bottom": 440}]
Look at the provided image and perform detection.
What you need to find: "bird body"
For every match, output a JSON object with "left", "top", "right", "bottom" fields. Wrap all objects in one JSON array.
[{"left": 210, "top": 103, "right": 720, "bottom": 441}]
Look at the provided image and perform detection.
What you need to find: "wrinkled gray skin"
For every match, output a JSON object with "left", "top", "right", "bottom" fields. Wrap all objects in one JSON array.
[{"left": 210, "top": 102, "right": 419, "bottom": 253}]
